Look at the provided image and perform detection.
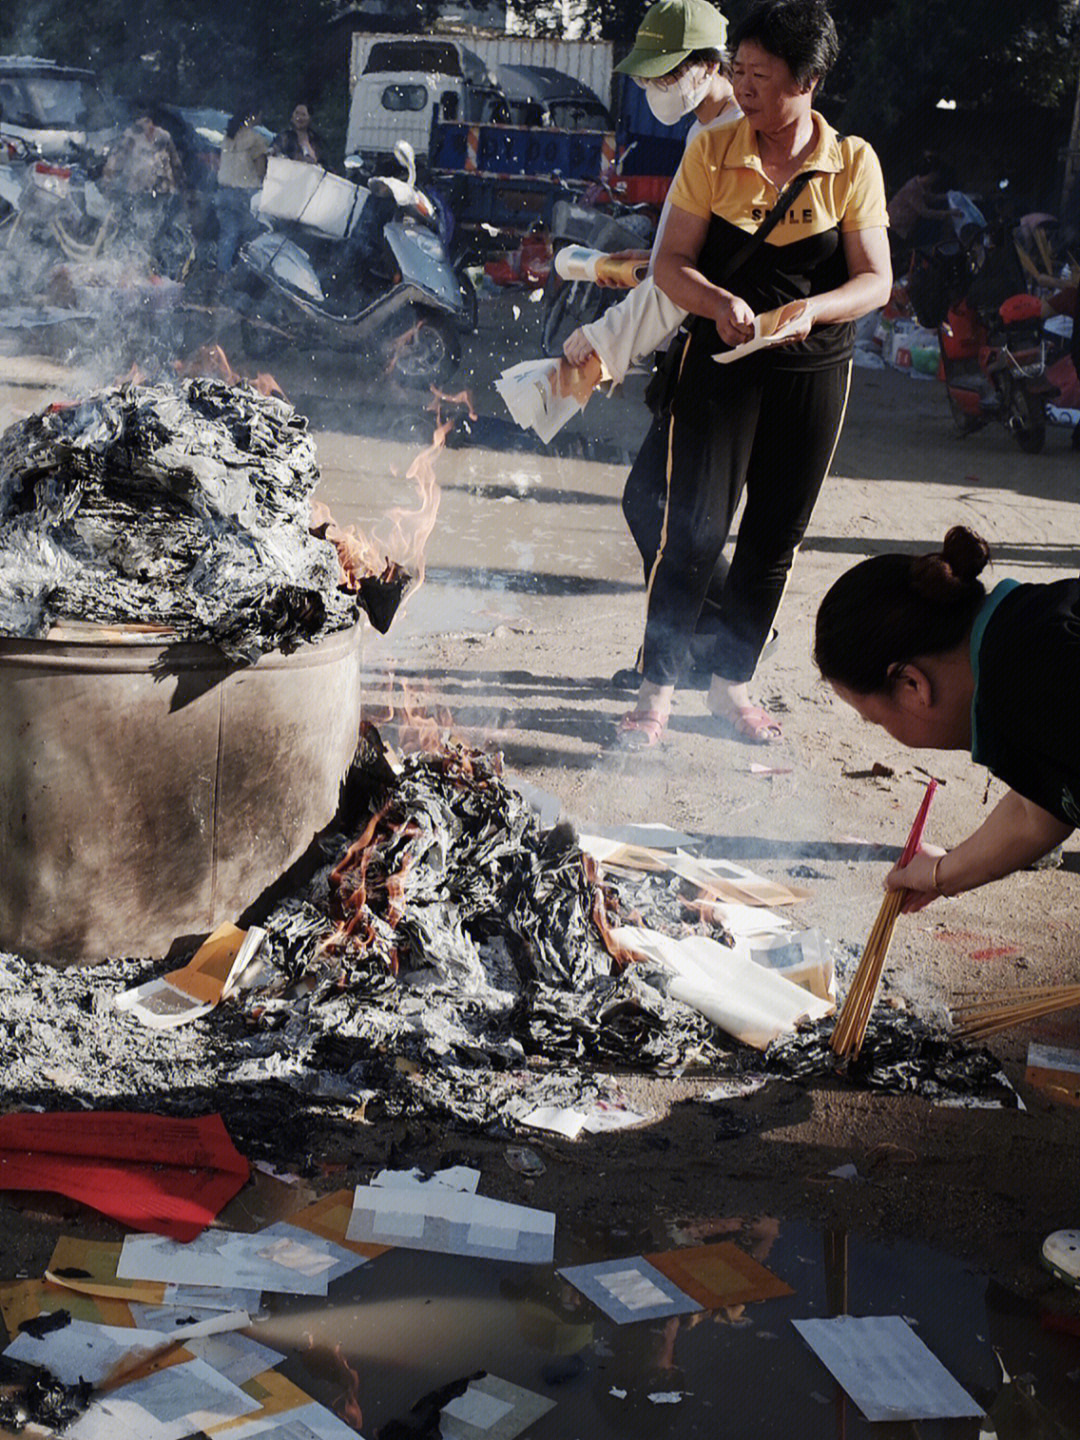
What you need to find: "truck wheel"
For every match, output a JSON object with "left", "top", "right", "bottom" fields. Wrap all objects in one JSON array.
[{"left": 389, "top": 315, "right": 460, "bottom": 388}]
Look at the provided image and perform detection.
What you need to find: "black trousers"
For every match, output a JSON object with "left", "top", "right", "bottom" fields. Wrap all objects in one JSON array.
[
  {"left": 622, "top": 414, "right": 730, "bottom": 642},
  {"left": 641, "top": 358, "right": 852, "bottom": 687}
]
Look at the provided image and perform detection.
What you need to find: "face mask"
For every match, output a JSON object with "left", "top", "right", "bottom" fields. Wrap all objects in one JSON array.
[{"left": 645, "top": 66, "right": 711, "bottom": 125}]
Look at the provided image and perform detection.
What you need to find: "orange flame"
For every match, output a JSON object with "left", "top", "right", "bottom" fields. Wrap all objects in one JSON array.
[
  {"left": 386, "top": 417, "right": 450, "bottom": 585},
  {"left": 332, "top": 1344, "right": 364, "bottom": 1431},
  {"left": 428, "top": 386, "right": 478, "bottom": 421},
  {"left": 383, "top": 317, "right": 424, "bottom": 376},
  {"left": 366, "top": 676, "right": 453, "bottom": 755},
  {"left": 172, "top": 343, "right": 287, "bottom": 400}
]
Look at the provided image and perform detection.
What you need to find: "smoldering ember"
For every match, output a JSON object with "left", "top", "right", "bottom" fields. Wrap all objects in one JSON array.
[{"left": 2, "top": 5, "right": 1080, "bottom": 1433}]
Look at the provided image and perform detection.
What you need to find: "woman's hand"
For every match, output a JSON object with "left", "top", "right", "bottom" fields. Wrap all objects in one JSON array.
[
  {"left": 775, "top": 297, "right": 816, "bottom": 344},
  {"left": 885, "top": 844, "right": 946, "bottom": 913},
  {"left": 714, "top": 290, "right": 756, "bottom": 347},
  {"left": 563, "top": 327, "right": 597, "bottom": 366}
]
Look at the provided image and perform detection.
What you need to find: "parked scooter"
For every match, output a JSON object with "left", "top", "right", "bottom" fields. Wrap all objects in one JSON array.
[
  {"left": 908, "top": 220, "right": 1058, "bottom": 453},
  {"left": 233, "top": 140, "right": 476, "bottom": 387}
]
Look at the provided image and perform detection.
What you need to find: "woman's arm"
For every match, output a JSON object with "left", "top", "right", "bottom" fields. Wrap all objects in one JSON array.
[
  {"left": 796, "top": 226, "right": 893, "bottom": 330},
  {"left": 885, "top": 788, "right": 1073, "bottom": 912},
  {"left": 653, "top": 204, "right": 756, "bottom": 346}
]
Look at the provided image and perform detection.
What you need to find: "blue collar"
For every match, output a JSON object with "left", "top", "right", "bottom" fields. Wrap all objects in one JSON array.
[{"left": 970, "top": 579, "right": 1019, "bottom": 763}]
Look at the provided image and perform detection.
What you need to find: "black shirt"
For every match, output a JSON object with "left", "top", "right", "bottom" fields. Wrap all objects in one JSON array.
[{"left": 972, "top": 578, "right": 1080, "bottom": 826}]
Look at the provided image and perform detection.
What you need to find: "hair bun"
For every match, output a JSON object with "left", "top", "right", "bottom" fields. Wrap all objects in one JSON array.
[
  {"left": 909, "top": 526, "right": 989, "bottom": 602},
  {"left": 941, "top": 525, "right": 990, "bottom": 583}
]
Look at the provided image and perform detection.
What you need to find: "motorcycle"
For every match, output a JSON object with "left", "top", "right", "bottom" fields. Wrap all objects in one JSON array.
[
  {"left": 540, "top": 177, "right": 658, "bottom": 355},
  {"left": 233, "top": 140, "right": 476, "bottom": 387},
  {"left": 907, "top": 221, "right": 1058, "bottom": 454}
]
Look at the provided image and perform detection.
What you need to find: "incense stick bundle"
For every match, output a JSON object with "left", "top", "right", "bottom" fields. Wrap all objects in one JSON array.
[
  {"left": 952, "top": 984, "right": 1080, "bottom": 1039},
  {"left": 831, "top": 780, "right": 938, "bottom": 1061}
]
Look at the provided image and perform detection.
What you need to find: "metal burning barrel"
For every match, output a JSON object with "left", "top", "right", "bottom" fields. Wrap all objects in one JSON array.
[{"left": 0, "top": 621, "right": 362, "bottom": 962}]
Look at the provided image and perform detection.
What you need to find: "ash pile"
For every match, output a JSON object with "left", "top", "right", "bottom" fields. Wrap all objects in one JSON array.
[
  {"left": 0, "top": 379, "right": 392, "bottom": 662},
  {"left": 235, "top": 729, "right": 722, "bottom": 1125}
]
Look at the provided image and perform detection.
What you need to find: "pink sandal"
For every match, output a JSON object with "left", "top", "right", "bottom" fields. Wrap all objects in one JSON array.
[
  {"left": 711, "top": 705, "right": 782, "bottom": 745},
  {"left": 613, "top": 710, "right": 668, "bottom": 750}
]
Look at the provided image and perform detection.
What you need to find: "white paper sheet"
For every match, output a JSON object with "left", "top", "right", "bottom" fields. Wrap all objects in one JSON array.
[
  {"left": 711, "top": 301, "right": 809, "bottom": 364},
  {"left": 558, "top": 1257, "right": 701, "bottom": 1325},
  {"left": 346, "top": 1184, "right": 555, "bottom": 1263},
  {"left": 520, "top": 1105, "right": 587, "bottom": 1140},
  {"left": 438, "top": 1374, "right": 555, "bottom": 1440},
  {"left": 578, "top": 824, "right": 698, "bottom": 854},
  {"left": 5, "top": 1319, "right": 171, "bottom": 1386},
  {"left": 521, "top": 1100, "right": 649, "bottom": 1139},
  {"left": 207, "top": 1400, "right": 364, "bottom": 1439},
  {"left": 66, "top": 1356, "right": 261, "bottom": 1440},
  {"left": 183, "top": 1330, "right": 285, "bottom": 1386},
  {"left": 371, "top": 1166, "right": 480, "bottom": 1193},
  {"left": 117, "top": 1222, "right": 365, "bottom": 1297},
  {"left": 792, "top": 1315, "right": 984, "bottom": 1421},
  {"left": 611, "top": 924, "right": 833, "bottom": 1049},
  {"left": 495, "top": 359, "right": 581, "bottom": 444},
  {"left": 114, "top": 928, "right": 266, "bottom": 1030}
]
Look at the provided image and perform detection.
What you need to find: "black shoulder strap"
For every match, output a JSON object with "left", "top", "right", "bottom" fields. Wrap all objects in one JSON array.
[{"left": 722, "top": 170, "right": 816, "bottom": 284}]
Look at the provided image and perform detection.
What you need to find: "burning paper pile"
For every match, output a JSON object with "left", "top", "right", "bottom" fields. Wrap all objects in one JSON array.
[
  {"left": 0, "top": 379, "right": 409, "bottom": 661},
  {"left": 234, "top": 728, "right": 722, "bottom": 1123}
]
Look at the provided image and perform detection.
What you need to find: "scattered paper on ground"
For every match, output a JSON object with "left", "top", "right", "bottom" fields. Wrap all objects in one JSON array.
[
  {"left": 4, "top": 1317, "right": 187, "bottom": 1385},
  {"left": 47, "top": 1235, "right": 259, "bottom": 1315},
  {"left": 792, "top": 1315, "right": 983, "bottom": 1422},
  {"left": 282, "top": 1189, "right": 390, "bottom": 1260},
  {"left": 0, "top": 1278, "right": 133, "bottom": 1334},
  {"left": 66, "top": 1355, "right": 262, "bottom": 1440},
  {"left": 210, "top": 1392, "right": 366, "bottom": 1438},
  {"left": 115, "top": 925, "right": 266, "bottom": 1029},
  {"left": 116, "top": 1223, "right": 367, "bottom": 1296},
  {"left": 440, "top": 1374, "right": 555, "bottom": 1440},
  {"left": 372, "top": 1166, "right": 480, "bottom": 1193},
  {"left": 557, "top": 1257, "right": 703, "bottom": 1324},
  {"left": 645, "top": 1242, "right": 793, "bottom": 1309},
  {"left": 1025, "top": 1042, "right": 1080, "bottom": 1107},
  {"left": 346, "top": 1184, "right": 555, "bottom": 1263},
  {"left": 612, "top": 925, "right": 833, "bottom": 1048},
  {"left": 521, "top": 1098, "right": 650, "bottom": 1140},
  {"left": 0, "top": 1111, "right": 249, "bottom": 1239}
]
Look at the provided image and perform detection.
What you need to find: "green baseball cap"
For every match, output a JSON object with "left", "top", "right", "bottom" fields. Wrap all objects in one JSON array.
[{"left": 614, "top": 0, "right": 729, "bottom": 78}]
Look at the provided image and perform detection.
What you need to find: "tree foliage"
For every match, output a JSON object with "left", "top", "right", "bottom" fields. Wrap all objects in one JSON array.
[{"left": 2, "top": 0, "right": 1078, "bottom": 153}]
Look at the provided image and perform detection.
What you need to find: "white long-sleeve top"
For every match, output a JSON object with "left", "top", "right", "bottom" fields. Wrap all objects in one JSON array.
[{"left": 579, "top": 103, "right": 741, "bottom": 384}]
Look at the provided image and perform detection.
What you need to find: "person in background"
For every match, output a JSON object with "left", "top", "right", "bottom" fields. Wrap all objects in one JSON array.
[
  {"left": 102, "top": 107, "right": 183, "bottom": 198},
  {"left": 887, "top": 151, "right": 959, "bottom": 260},
  {"left": 562, "top": 0, "right": 741, "bottom": 693},
  {"left": 613, "top": 0, "right": 890, "bottom": 748},
  {"left": 814, "top": 526, "right": 1077, "bottom": 908},
  {"left": 271, "top": 103, "right": 325, "bottom": 166},
  {"left": 216, "top": 104, "right": 269, "bottom": 272}
]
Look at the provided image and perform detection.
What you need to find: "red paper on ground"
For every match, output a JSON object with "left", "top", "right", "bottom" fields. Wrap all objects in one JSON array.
[{"left": 0, "top": 1111, "right": 249, "bottom": 1240}]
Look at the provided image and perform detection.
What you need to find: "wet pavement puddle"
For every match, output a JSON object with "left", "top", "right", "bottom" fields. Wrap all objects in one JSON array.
[{"left": 251, "top": 1216, "right": 1080, "bottom": 1438}]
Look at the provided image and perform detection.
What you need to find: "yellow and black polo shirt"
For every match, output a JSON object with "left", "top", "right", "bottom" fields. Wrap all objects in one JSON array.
[{"left": 668, "top": 112, "right": 888, "bottom": 371}]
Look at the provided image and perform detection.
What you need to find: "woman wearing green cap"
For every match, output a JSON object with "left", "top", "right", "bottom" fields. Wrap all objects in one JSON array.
[
  {"left": 563, "top": 0, "right": 742, "bottom": 692},
  {"left": 615, "top": 0, "right": 891, "bottom": 749}
]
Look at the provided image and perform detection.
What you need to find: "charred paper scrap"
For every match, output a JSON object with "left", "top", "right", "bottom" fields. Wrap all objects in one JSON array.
[
  {"left": 763, "top": 1010, "right": 1019, "bottom": 1105},
  {"left": 0, "top": 380, "right": 389, "bottom": 660}
]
